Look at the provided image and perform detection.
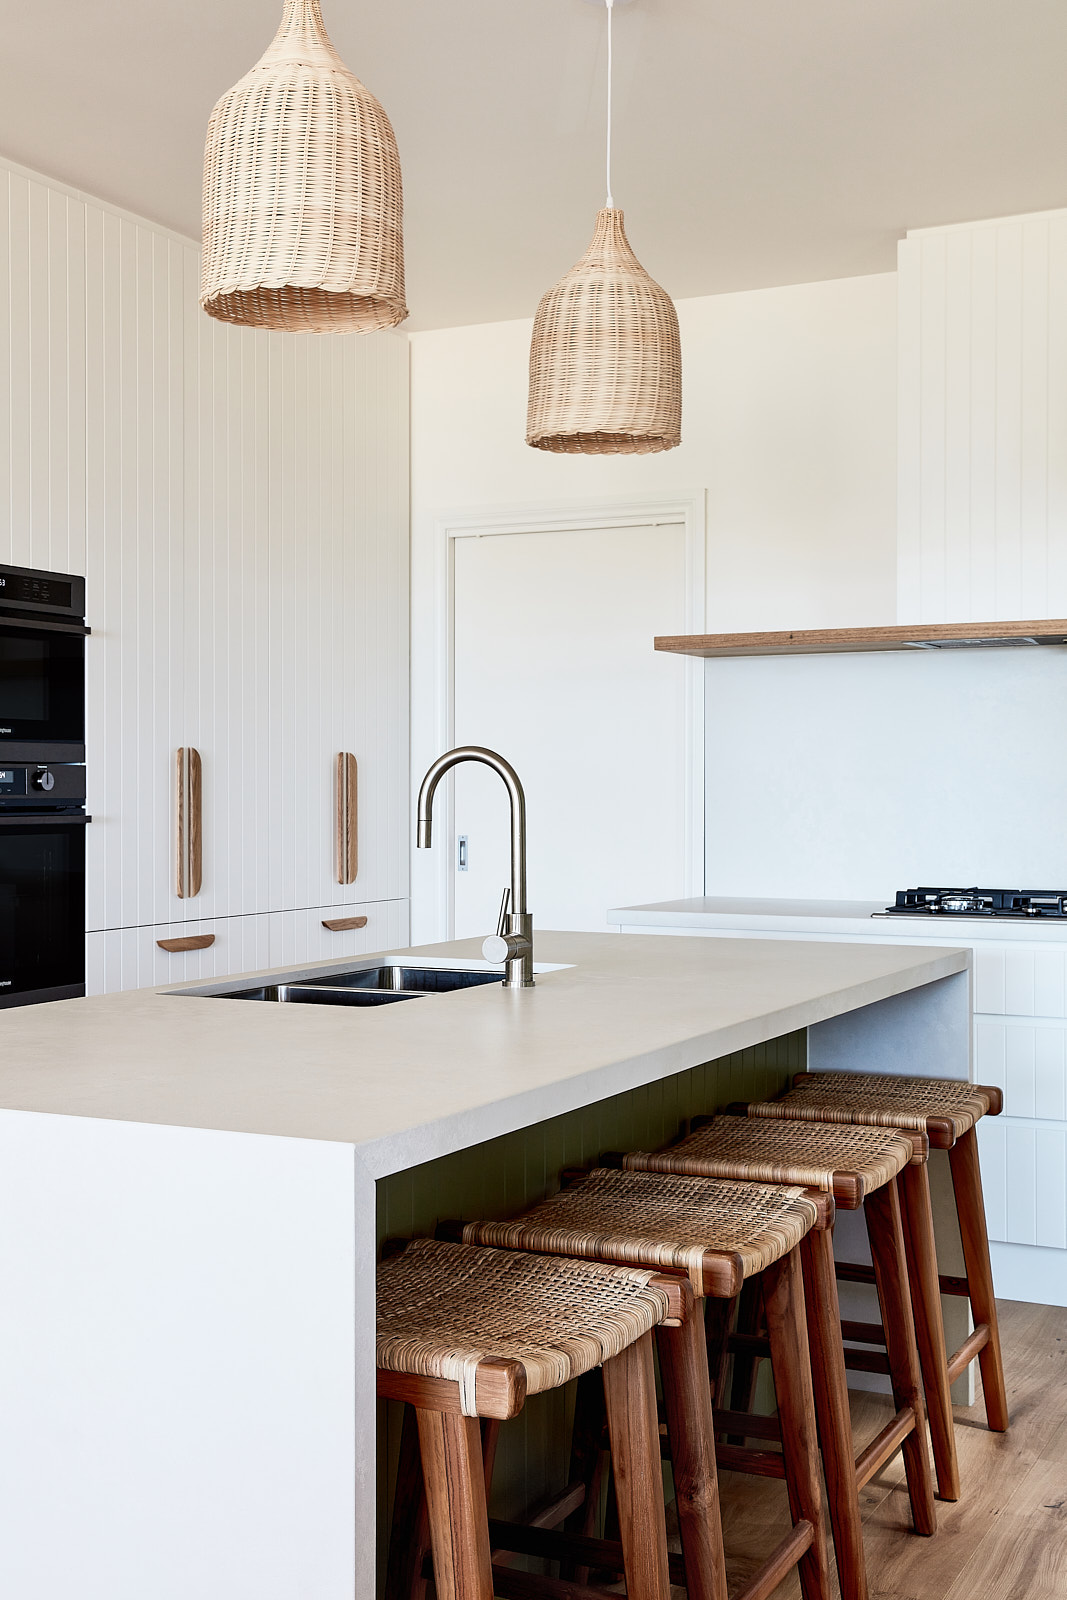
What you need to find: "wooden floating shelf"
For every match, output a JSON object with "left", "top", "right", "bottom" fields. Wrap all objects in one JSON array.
[{"left": 655, "top": 619, "right": 1067, "bottom": 659}]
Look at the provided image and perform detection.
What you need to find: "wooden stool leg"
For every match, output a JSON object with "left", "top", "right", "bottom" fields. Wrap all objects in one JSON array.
[
  {"left": 415, "top": 1407, "right": 494, "bottom": 1600},
  {"left": 480, "top": 1418, "right": 501, "bottom": 1491},
  {"left": 561, "top": 1368, "right": 608, "bottom": 1583},
  {"left": 864, "top": 1179, "right": 937, "bottom": 1537},
  {"left": 704, "top": 1294, "right": 734, "bottom": 1404},
  {"left": 763, "top": 1248, "right": 833, "bottom": 1600},
  {"left": 949, "top": 1126, "right": 1009, "bottom": 1432},
  {"left": 727, "top": 1277, "right": 764, "bottom": 1437},
  {"left": 901, "top": 1160, "right": 962, "bottom": 1500},
  {"left": 800, "top": 1227, "right": 869, "bottom": 1600},
  {"left": 602, "top": 1330, "right": 672, "bottom": 1600},
  {"left": 386, "top": 1403, "right": 431, "bottom": 1600},
  {"left": 657, "top": 1310, "right": 729, "bottom": 1600}
]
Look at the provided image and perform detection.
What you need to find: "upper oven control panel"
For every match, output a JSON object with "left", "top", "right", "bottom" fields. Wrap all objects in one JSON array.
[{"left": 0, "top": 562, "right": 86, "bottom": 622}]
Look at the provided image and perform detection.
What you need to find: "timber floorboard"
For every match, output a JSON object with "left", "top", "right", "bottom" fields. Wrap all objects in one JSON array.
[{"left": 681, "top": 1299, "right": 1067, "bottom": 1600}]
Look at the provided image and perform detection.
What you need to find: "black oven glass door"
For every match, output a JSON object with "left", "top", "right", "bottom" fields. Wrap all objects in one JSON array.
[
  {"left": 0, "top": 818, "right": 85, "bottom": 1005},
  {"left": 0, "top": 623, "right": 85, "bottom": 745}
]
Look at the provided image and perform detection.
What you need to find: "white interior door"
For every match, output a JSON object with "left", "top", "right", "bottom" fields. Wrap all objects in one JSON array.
[{"left": 451, "top": 522, "right": 690, "bottom": 938}]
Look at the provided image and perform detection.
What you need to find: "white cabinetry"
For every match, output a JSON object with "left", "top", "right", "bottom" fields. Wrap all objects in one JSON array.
[
  {"left": 0, "top": 155, "right": 409, "bottom": 990},
  {"left": 968, "top": 941, "right": 1067, "bottom": 1264},
  {"left": 83, "top": 212, "right": 187, "bottom": 935},
  {"left": 86, "top": 901, "right": 411, "bottom": 996},
  {"left": 181, "top": 272, "right": 275, "bottom": 924},
  {"left": 898, "top": 206, "right": 1067, "bottom": 622},
  {"left": 611, "top": 907, "right": 1067, "bottom": 1304},
  {"left": 267, "top": 334, "right": 409, "bottom": 918},
  {"left": 267, "top": 898, "right": 409, "bottom": 970},
  {"left": 87, "top": 914, "right": 272, "bottom": 994}
]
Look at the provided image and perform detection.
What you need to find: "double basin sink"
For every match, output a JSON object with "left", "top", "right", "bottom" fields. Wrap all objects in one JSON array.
[{"left": 222, "top": 964, "right": 504, "bottom": 1008}]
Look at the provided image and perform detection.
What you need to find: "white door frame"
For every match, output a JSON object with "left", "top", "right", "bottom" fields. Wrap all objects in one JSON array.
[{"left": 416, "top": 492, "right": 707, "bottom": 941}]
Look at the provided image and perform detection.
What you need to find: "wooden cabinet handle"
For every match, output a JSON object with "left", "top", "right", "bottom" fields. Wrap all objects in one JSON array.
[
  {"left": 157, "top": 934, "right": 215, "bottom": 953},
  {"left": 321, "top": 915, "right": 368, "bottom": 932},
  {"left": 336, "top": 752, "right": 358, "bottom": 885},
  {"left": 176, "top": 748, "right": 203, "bottom": 898}
]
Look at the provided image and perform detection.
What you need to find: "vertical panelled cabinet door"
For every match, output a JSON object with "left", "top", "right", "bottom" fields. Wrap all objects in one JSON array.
[
  {"left": 181, "top": 266, "right": 273, "bottom": 922},
  {"left": 266, "top": 333, "right": 408, "bottom": 916}
]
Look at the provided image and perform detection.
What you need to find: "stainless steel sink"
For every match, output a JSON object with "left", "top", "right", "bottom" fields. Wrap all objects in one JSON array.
[
  {"left": 219, "top": 966, "right": 502, "bottom": 1005},
  {"left": 312, "top": 965, "right": 502, "bottom": 994},
  {"left": 223, "top": 984, "right": 420, "bottom": 1006}
]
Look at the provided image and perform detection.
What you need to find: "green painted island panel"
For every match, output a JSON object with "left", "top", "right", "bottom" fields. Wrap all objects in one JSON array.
[{"left": 375, "top": 1030, "right": 804, "bottom": 1586}]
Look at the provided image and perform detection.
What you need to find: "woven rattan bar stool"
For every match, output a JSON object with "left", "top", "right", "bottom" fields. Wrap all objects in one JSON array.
[
  {"left": 745, "top": 1073, "right": 1009, "bottom": 1457},
  {"left": 623, "top": 1116, "right": 944, "bottom": 1600},
  {"left": 378, "top": 1237, "right": 688, "bottom": 1600},
  {"left": 449, "top": 1167, "right": 837, "bottom": 1600}
]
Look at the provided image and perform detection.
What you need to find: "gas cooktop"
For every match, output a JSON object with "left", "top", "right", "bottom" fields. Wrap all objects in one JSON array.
[{"left": 879, "top": 887, "right": 1067, "bottom": 919}]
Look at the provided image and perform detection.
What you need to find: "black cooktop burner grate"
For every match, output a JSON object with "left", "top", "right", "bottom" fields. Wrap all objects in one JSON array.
[{"left": 882, "top": 887, "right": 1067, "bottom": 918}]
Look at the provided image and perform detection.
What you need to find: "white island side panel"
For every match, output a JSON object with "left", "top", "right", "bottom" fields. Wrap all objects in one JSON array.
[{"left": 0, "top": 1111, "right": 365, "bottom": 1600}]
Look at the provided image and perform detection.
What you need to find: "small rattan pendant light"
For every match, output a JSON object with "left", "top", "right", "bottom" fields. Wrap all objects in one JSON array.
[
  {"left": 527, "top": 0, "right": 680, "bottom": 454},
  {"left": 200, "top": 0, "right": 406, "bottom": 334}
]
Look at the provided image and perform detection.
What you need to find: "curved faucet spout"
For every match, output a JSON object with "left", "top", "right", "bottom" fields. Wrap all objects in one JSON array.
[
  {"left": 417, "top": 746, "right": 533, "bottom": 986},
  {"left": 417, "top": 746, "right": 527, "bottom": 913}
]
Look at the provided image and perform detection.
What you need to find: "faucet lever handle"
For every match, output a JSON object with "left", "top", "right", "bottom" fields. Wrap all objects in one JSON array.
[{"left": 496, "top": 886, "right": 511, "bottom": 937}]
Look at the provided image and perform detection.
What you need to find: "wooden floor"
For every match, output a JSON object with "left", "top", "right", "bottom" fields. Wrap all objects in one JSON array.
[{"left": 708, "top": 1299, "right": 1067, "bottom": 1600}]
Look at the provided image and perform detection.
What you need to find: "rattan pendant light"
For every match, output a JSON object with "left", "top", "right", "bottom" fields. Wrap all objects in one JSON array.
[
  {"left": 527, "top": 0, "right": 680, "bottom": 454},
  {"left": 200, "top": 0, "right": 406, "bottom": 334}
]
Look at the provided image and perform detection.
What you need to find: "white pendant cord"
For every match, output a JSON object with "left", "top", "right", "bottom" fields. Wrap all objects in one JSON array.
[{"left": 605, "top": 0, "right": 615, "bottom": 208}]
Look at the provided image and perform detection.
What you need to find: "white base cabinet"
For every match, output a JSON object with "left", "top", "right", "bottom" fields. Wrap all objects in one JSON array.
[
  {"left": 612, "top": 910, "right": 1067, "bottom": 1305},
  {"left": 87, "top": 915, "right": 273, "bottom": 995},
  {"left": 87, "top": 900, "right": 412, "bottom": 997},
  {"left": 266, "top": 900, "right": 410, "bottom": 971}
]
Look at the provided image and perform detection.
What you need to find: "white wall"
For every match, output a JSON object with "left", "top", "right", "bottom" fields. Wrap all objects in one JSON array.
[
  {"left": 411, "top": 271, "right": 897, "bottom": 632},
  {"left": 410, "top": 272, "right": 899, "bottom": 930},
  {"left": 704, "top": 646, "right": 1067, "bottom": 898}
]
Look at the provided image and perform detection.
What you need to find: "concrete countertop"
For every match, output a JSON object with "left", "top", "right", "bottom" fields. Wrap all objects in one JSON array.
[
  {"left": 0, "top": 931, "right": 969, "bottom": 1173},
  {"left": 608, "top": 895, "right": 1067, "bottom": 942}
]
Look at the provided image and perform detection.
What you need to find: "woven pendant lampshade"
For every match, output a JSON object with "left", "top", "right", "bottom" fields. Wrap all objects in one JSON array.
[
  {"left": 200, "top": 0, "right": 406, "bottom": 334},
  {"left": 526, "top": 0, "right": 680, "bottom": 454},
  {"left": 526, "top": 207, "right": 681, "bottom": 454}
]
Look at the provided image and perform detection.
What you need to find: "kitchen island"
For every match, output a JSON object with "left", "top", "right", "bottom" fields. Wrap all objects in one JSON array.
[
  {"left": 609, "top": 897, "right": 1067, "bottom": 1309},
  {"left": 0, "top": 930, "right": 970, "bottom": 1600}
]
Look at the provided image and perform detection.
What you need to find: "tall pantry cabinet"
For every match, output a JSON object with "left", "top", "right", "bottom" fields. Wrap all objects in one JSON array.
[{"left": 0, "top": 157, "right": 409, "bottom": 994}]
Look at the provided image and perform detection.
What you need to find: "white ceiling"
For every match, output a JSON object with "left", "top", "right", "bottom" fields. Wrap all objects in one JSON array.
[{"left": 0, "top": 1, "right": 1065, "bottom": 330}]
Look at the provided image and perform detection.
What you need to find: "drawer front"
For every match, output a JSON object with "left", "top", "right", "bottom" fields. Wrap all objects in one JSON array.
[
  {"left": 978, "top": 1114, "right": 1067, "bottom": 1250},
  {"left": 86, "top": 914, "right": 272, "bottom": 996},
  {"left": 976, "top": 1013, "right": 1067, "bottom": 1248},
  {"left": 267, "top": 899, "right": 409, "bottom": 971},
  {"left": 976, "top": 1017, "right": 1067, "bottom": 1121},
  {"left": 974, "top": 944, "right": 1067, "bottom": 1017}
]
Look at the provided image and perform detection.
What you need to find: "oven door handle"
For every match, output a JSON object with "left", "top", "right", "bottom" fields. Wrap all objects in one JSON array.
[
  {"left": 0, "top": 812, "right": 91, "bottom": 825},
  {"left": 0, "top": 615, "right": 90, "bottom": 636}
]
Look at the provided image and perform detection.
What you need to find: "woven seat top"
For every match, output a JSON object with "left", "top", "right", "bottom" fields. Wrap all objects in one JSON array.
[
  {"left": 460, "top": 1166, "right": 818, "bottom": 1295},
  {"left": 747, "top": 1071, "right": 1000, "bottom": 1141},
  {"left": 377, "top": 1238, "right": 671, "bottom": 1417},
  {"left": 623, "top": 1114, "right": 917, "bottom": 1203}
]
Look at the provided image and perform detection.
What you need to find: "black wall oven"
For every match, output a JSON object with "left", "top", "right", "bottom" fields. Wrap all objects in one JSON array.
[
  {"left": 0, "top": 806, "right": 87, "bottom": 1006},
  {"left": 0, "top": 562, "right": 87, "bottom": 761},
  {"left": 0, "top": 564, "right": 90, "bottom": 1007}
]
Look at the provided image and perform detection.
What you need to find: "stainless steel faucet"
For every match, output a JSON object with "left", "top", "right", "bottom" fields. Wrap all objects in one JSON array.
[{"left": 416, "top": 747, "right": 534, "bottom": 988}]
